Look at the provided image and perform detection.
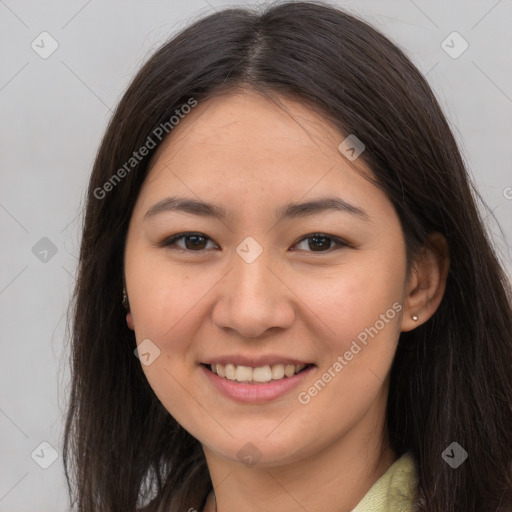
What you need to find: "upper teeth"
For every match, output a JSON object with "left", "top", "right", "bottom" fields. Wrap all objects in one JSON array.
[{"left": 210, "top": 363, "right": 307, "bottom": 383}]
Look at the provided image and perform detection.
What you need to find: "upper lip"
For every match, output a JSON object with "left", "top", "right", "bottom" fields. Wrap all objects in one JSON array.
[{"left": 203, "top": 355, "right": 313, "bottom": 367}]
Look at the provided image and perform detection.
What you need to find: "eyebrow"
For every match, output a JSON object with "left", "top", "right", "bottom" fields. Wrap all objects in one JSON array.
[{"left": 144, "top": 196, "right": 370, "bottom": 222}]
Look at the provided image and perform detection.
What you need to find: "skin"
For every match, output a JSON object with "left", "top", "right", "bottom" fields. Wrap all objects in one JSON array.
[{"left": 123, "top": 90, "right": 449, "bottom": 512}]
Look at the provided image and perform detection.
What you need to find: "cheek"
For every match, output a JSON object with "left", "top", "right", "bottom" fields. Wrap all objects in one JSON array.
[
  {"left": 128, "top": 255, "right": 206, "bottom": 340},
  {"left": 308, "top": 255, "right": 405, "bottom": 349},
  {"left": 294, "top": 261, "right": 404, "bottom": 433},
  {"left": 130, "top": 273, "right": 207, "bottom": 427}
]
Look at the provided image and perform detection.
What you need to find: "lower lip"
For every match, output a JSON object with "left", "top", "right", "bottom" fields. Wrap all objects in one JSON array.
[{"left": 200, "top": 364, "right": 315, "bottom": 404}]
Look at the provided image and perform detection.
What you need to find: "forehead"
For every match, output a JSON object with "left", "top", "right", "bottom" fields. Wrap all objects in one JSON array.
[
  {"left": 135, "top": 90, "right": 390, "bottom": 221},
  {"left": 154, "top": 90, "right": 345, "bottom": 159}
]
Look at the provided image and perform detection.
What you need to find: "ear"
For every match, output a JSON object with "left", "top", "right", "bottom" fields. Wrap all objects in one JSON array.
[
  {"left": 123, "top": 274, "right": 134, "bottom": 331},
  {"left": 401, "top": 232, "right": 450, "bottom": 332},
  {"left": 126, "top": 311, "right": 135, "bottom": 331}
]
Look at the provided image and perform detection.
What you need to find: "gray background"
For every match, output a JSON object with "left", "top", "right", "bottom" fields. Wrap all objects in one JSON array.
[{"left": 1, "top": 0, "right": 511, "bottom": 510}]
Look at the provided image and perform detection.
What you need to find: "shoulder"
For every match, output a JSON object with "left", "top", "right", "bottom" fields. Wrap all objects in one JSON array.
[{"left": 351, "top": 451, "right": 418, "bottom": 512}]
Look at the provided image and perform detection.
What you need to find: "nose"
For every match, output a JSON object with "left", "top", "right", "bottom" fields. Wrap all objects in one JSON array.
[{"left": 211, "top": 250, "right": 296, "bottom": 338}]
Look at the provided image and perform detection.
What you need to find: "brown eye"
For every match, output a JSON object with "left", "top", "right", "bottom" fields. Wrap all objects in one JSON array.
[
  {"left": 183, "top": 234, "right": 208, "bottom": 250},
  {"left": 160, "top": 232, "right": 349, "bottom": 254},
  {"left": 306, "top": 235, "right": 332, "bottom": 251},
  {"left": 161, "top": 232, "right": 217, "bottom": 251},
  {"left": 293, "top": 233, "right": 348, "bottom": 253}
]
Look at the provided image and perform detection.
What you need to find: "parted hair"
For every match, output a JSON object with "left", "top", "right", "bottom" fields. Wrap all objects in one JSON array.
[{"left": 63, "top": 2, "right": 512, "bottom": 511}]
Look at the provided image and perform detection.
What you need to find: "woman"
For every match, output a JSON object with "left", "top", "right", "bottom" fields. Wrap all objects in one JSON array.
[{"left": 63, "top": 2, "right": 512, "bottom": 511}]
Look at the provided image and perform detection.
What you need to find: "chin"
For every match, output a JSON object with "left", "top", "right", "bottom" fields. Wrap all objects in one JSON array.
[{"left": 201, "top": 430, "right": 315, "bottom": 469}]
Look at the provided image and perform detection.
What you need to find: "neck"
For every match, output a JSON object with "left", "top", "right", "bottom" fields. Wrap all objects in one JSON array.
[{"left": 201, "top": 411, "right": 396, "bottom": 512}]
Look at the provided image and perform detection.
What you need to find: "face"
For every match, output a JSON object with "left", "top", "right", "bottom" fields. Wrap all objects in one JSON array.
[{"left": 124, "top": 90, "right": 412, "bottom": 468}]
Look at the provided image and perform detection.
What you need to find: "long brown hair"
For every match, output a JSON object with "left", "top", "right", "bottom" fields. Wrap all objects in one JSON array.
[{"left": 63, "top": 2, "right": 512, "bottom": 511}]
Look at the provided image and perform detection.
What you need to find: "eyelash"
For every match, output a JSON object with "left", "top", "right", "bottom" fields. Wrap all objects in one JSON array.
[{"left": 159, "top": 232, "right": 351, "bottom": 254}]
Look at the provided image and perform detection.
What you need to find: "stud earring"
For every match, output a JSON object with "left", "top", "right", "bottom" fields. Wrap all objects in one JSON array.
[
  {"left": 122, "top": 288, "right": 129, "bottom": 309},
  {"left": 411, "top": 314, "right": 419, "bottom": 321}
]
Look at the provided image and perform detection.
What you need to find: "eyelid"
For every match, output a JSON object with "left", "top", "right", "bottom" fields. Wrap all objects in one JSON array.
[{"left": 159, "top": 231, "right": 352, "bottom": 253}]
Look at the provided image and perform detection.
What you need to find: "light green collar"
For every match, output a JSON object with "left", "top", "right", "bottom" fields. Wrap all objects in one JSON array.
[{"left": 351, "top": 452, "right": 418, "bottom": 512}]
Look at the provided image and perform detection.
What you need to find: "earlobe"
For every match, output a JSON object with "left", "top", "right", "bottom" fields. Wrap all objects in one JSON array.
[
  {"left": 126, "top": 311, "right": 135, "bottom": 331},
  {"left": 401, "top": 232, "right": 450, "bottom": 332}
]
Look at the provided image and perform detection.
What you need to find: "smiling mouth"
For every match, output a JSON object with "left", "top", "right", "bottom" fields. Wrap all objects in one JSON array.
[{"left": 203, "top": 362, "right": 313, "bottom": 384}]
